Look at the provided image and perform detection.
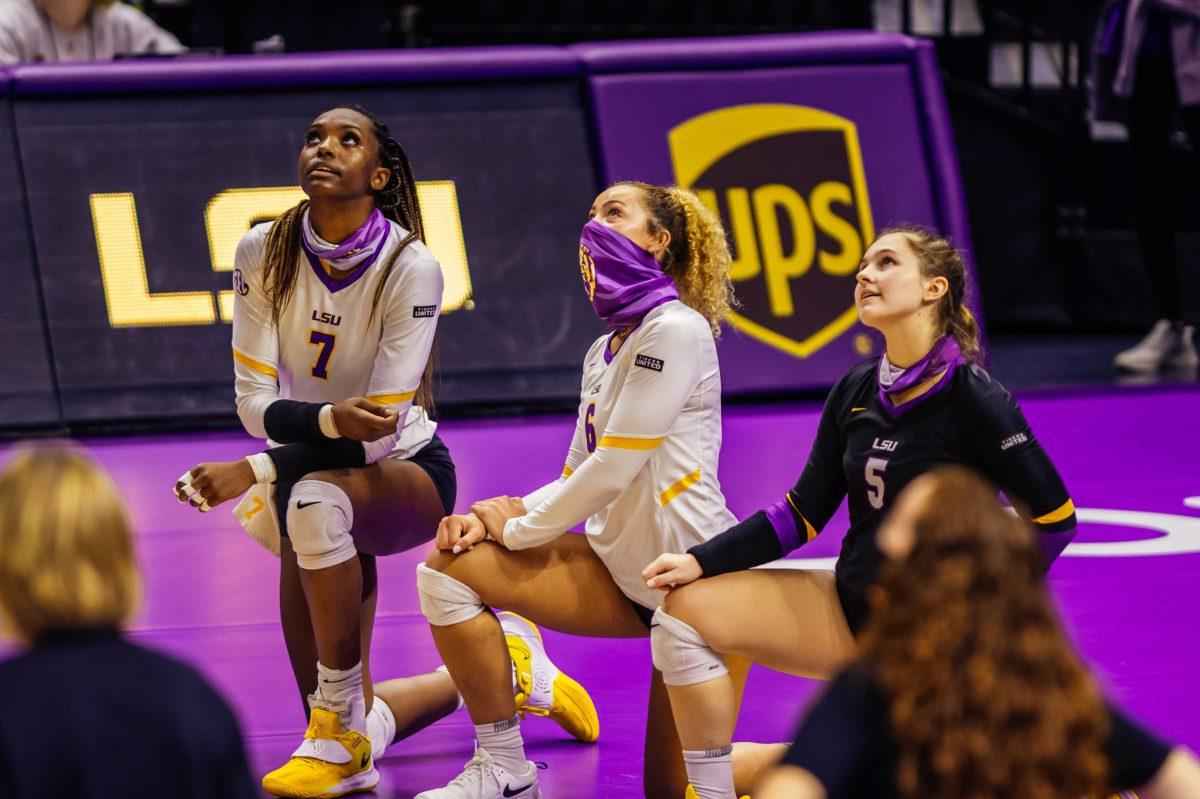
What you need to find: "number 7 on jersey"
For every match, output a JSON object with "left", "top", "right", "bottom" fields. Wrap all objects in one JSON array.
[{"left": 309, "top": 330, "right": 336, "bottom": 380}]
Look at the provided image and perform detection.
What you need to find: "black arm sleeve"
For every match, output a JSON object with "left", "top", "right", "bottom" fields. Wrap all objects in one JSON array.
[
  {"left": 689, "top": 510, "right": 782, "bottom": 577},
  {"left": 265, "top": 439, "right": 366, "bottom": 483},
  {"left": 781, "top": 667, "right": 887, "bottom": 797},
  {"left": 1104, "top": 702, "right": 1173, "bottom": 792},
  {"left": 263, "top": 399, "right": 329, "bottom": 444},
  {"left": 967, "top": 381, "right": 1076, "bottom": 564},
  {"left": 689, "top": 379, "right": 848, "bottom": 577}
]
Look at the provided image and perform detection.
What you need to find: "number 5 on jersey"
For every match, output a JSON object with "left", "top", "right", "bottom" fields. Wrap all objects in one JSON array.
[
  {"left": 865, "top": 457, "right": 888, "bottom": 509},
  {"left": 309, "top": 330, "right": 336, "bottom": 380}
]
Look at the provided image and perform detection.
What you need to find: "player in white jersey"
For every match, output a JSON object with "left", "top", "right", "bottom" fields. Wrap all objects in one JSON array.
[
  {"left": 172, "top": 106, "right": 595, "bottom": 798},
  {"left": 412, "top": 182, "right": 743, "bottom": 799}
]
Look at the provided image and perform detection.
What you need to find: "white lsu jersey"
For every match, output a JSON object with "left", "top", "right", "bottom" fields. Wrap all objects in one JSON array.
[
  {"left": 231, "top": 218, "right": 442, "bottom": 461},
  {"left": 502, "top": 300, "right": 737, "bottom": 610}
]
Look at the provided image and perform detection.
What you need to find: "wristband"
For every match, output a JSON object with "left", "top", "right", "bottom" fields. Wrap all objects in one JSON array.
[
  {"left": 244, "top": 452, "right": 277, "bottom": 484},
  {"left": 318, "top": 403, "right": 342, "bottom": 439}
]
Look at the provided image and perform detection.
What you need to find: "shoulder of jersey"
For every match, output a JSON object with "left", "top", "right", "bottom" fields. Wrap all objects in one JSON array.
[
  {"left": 841, "top": 356, "right": 881, "bottom": 390},
  {"left": 584, "top": 332, "right": 609, "bottom": 365},
  {"left": 2, "top": 1, "right": 40, "bottom": 26},
  {"left": 103, "top": 0, "right": 151, "bottom": 24},
  {"left": 235, "top": 221, "right": 274, "bottom": 275},
  {"left": 382, "top": 225, "right": 441, "bottom": 282},
  {"left": 638, "top": 300, "right": 711, "bottom": 344},
  {"left": 957, "top": 361, "right": 1013, "bottom": 407}
]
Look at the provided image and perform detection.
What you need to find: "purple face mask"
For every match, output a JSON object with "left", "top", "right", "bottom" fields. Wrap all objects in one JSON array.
[{"left": 578, "top": 220, "right": 678, "bottom": 330}]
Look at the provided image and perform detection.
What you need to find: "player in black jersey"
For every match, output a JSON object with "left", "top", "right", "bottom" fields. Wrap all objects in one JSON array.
[{"left": 640, "top": 226, "right": 1078, "bottom": 799}]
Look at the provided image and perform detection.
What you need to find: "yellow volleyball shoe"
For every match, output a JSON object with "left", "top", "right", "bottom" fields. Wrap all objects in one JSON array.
[
  {"left": 499, "top": 610, "right": 600, "bottom": 743},
  {"left": 261, "top": 703, "right": 379, "bottom": 798},
  {"left": 684, "top": 787, "right": 750, "bottom": 799}
]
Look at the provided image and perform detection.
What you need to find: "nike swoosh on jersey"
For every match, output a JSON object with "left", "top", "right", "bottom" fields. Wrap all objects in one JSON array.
[
  {"left": 296, "top": 500, "right": 322, "bottom": 509},
  {"left": 851, "top": 407, "right": 867, "bottom": 412}
]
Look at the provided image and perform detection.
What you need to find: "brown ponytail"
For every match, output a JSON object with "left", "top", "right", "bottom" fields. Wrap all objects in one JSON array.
[
  {"left": 617, "top": 181, "right": 737, "bottom": 335},
  {"left": 881, "top": 225, "right": 982, "bottom": 362}
]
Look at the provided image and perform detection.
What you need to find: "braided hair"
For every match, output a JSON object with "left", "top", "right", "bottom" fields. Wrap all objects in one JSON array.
[{"left": 259, "top": 105, "right": 436, "bottom": 411}]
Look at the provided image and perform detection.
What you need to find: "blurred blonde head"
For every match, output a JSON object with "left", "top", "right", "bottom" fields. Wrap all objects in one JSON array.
[{"left": 0, "top": 447, "right": 140, "bottom": 643}]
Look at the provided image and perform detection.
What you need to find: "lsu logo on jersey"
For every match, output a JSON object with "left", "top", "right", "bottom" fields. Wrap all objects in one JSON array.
[
  {"left": 579, "top": 243, "right": 597, "bottom": 301},
  {"left": 669, "top": 104, "right": 874, "bottom": 358}
]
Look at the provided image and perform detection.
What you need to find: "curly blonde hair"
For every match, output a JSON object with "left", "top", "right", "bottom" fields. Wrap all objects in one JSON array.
[
  {"left": 617, "top": 182, "right": 736, "bottom": 335},
  {"left": 862, "top": 467, "right": 1109, "bottom": 799}
]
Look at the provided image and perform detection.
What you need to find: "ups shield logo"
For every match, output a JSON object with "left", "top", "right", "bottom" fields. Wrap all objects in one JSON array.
[{"left": 670, "top": 104, "right": 874, "bottom": 358}]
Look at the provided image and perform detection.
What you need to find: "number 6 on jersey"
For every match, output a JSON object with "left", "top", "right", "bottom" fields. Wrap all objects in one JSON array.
[{"left": 865, "top": 457, "right": 888, "bottom": 509}]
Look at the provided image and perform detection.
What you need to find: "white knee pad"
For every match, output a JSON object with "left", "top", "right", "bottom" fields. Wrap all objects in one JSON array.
[
  {"left": 287, "top": 480, "right": 356, "bottom": 570},
  {"left": 366, "top": 699, "right": 396, "bottom": 760},
  {"left": 651, "top": 608, "right": 729, "bottom": 687},
  {"left": 416, "top": 563, "right": 485, "bottom": 626}
]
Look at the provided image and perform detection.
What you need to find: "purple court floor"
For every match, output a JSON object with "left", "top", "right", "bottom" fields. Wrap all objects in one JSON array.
[{"left": 5, "top": 386, "right": 1200, "bottom": 797}]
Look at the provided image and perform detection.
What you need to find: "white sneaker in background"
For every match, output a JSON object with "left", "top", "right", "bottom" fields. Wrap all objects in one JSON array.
[
  {"left": 1166, "top": 325, "right": 1200, "bottom": 370},
  {"left": 1114, "top": 319, "right": 1177, "bottom": 373}
]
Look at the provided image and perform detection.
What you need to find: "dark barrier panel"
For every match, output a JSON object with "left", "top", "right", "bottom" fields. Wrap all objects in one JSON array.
[
  {"left": 11, "top": 49, "right": 606, "bottom": 426},
  {"left": 574, "top": 32, "right": 978, "bottom": 394},
  {"left": 0, "top": 73, "right": 59, "bottom": 428},
  {"left": 2, "top": 34, "right": 972, "bottom": 431}
]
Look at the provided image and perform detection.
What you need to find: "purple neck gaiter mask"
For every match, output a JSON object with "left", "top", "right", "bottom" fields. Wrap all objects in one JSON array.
[
  {"left": 878, "top": 334, "right": 963, "bottom": 402},
  {"left": 578, "top": 220, "right": 679, "bottom": 331},
  {"left": 301, "top": 207, "right": 390, "bottom": 272}
]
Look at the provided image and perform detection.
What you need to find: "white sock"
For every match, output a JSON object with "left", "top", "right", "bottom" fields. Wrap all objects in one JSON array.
[
  {"left": 436, "top": 665, "right": 466, "bottom": 711},
  {"left": 475, "top": 715, "right": 526, "bottom": 775},
  {"left": 683, "top": 746, "right": 736, "bottom": 799},
  {"left": 366, "top": 699, "right": 396, "bottom": 760},
  {"left": 317, "top": 661, "right": 367, "bottom": 734}
]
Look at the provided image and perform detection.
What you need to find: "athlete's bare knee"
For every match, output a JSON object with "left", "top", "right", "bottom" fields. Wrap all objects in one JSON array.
[
  {"left": 424, "top": 546, "right": 455, "bottom": 572},
  {"left": 662, "top": 582, "right": 732, "bottom": 653},
  {"left": 662, "top": 580, "right": 706, "bottom": 621},
  {"left": 298, "top": 469, "right": 348, "bottom": 486},
  {"left": 423, "top": 544, "right": 492, "bottom": 590}
]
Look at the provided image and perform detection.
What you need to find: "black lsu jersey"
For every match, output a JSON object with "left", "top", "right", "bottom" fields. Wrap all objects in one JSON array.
[{"left": 689, "top": 358, "right": 1076, "bottom": 632}]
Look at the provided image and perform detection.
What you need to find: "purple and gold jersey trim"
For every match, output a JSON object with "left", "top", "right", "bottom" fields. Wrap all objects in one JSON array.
[
  {"left": 562, "top": 464, "right": 575, "bottom": 478},
  {"left": 304, "top": 247, "right": 382, "bottom": 294},
  {"left": 232, "top": 347, "right": 278, "bottom": 378},
  {"left": 598, "top": 434, "right": 665, "bottom": 451},
  {"left": 365, "top": 390, "right": 417, "bottom": 407},
  {"left": 1033, "top": 498, "right": 1075, "bottom": 526},
  {"left": 659, "top": 468, "right": 701, "bottom": 506},
  {"left": 765, "top": 494, "right": 818, "bottom": 554},
  {"left": 881, "top": 357, "right": 962, "bottom": 419}
]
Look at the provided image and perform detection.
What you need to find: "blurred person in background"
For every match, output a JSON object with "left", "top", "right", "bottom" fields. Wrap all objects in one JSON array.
[
  {"left": 0, "top": 447, "right": 256, "bottom": 799},
  {"left": 754, "top": 466, "right": 1200, "bottom": 799},
  {"left": 0, "top": 0, "right": 183, "bottom": 64},
  {"left": 1109, "top": 0, "right": 1200, "bottom": 373}
]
